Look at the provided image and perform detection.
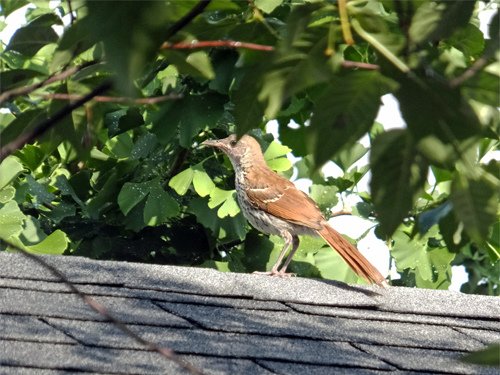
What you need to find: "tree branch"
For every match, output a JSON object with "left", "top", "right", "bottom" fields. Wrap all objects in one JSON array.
[
  {"left": 161, "top": 40, "right": 275, "bottom": 51},
  {"left": 161, "top": 40, "right": 379, "bottom": 69},
  {"left": 0, "top": 81, "right": 112, "bottom": 163},
  {"left": 35, "top": 92, "right": 182, "bottom": 104},
  {"left": 0, "top": 239, "right": 204, "bottom": 375},
  {"left": 449, "top": 56, "right": 489, "bottom": 88},
  {"left": 164, "top": 0, "right": 212, "bottom": 41},
  {"left": 0, "top": 61, "right": 97, "bottom": 105}
]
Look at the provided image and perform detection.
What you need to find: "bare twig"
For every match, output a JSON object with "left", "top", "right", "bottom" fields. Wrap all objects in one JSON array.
[
  {"left": 66, "top": 0, "right": 76, "bottom": 24},
  {"left": 341, "top": 60, "right": 379, "bottom": 70},
  {"left": 0, "top": 82, "right": 112, "bottom": 163},
  {"left": 35, "top": 92, "right": 182, "bottom": 104},
  {"left": 161, "top": 40, "right": 379, "bottom": 70},
  {"left": 164, "top": 0, "right": 211, "bottom": 41},
  {"left": 330, "top": 210, "right": 352, "bottom": 217},
  {"left": 449, "top": 56, "right": 489, "bottom": 88},
  {"left": 161, "top": 40, "right": 275, "bottom": 51},
  {"left": 0, "top": 239, "right": 204, "bottom": 375},
  {"left": 0, "top": 61, "right": 97, "bottom": 105}
]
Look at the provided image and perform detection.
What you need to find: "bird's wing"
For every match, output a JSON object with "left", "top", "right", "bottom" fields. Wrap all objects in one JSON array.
[{"left": 245, "top": 167, "right": 324, "bottom": 230}]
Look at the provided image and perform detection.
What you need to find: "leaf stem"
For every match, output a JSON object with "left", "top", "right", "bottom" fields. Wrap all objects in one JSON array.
[
  {"left": 351, "top": 19, "right": 410, "bottom": 73},
  {"left": 338, "top": 0, "right": 354, "bottom": 45}
]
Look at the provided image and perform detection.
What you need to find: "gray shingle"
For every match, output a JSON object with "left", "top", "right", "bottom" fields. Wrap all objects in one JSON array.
[
  {"left": 1, "top": 252, "right": 498, "bottom": 375},
  {"left": 43, "top": 318, "right": 393, "bottom": 369},
  {"left": 0, "top": 340, "right": 268, "bottom": 375},
  {"left": 0, "top": 315, "right": 75, "bottom": 343},
  {"left": 355, "top": 343, "right": 498, "bottom": 375},
  {"left": 156, "top": 301, "right": 484, "bottom": 351},
  {"left": 0, "top": 288, "right": 191, "bottom": 327}
]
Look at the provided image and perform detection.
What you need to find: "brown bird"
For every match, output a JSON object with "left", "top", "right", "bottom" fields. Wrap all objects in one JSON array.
[{"left": 202, "top": 134, "right": 388, "bottom": 287}]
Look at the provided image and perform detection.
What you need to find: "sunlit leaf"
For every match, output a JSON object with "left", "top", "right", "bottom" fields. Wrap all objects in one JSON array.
[
  {"left": 26, "top": 229, "right": 69, "bottom": 255},
  {"left": 0, "top": 156, "right": 24, "bottom": 190},
  {"left": 0, "top": 201, "right": 26, "bottom": 239},
  {"left": 169, "top": 167, "right": 194, "bottom": 196}
]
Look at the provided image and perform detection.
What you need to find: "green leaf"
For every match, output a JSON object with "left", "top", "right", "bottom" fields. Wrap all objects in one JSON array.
[
  {"left": 15, "top": 144, "right": 45, "bottom": 171},
  {"left": 310, "top": 184, "right": 339, "bottom": 212},
  {"left": 217, "top": 191, "right": 240, "bottom": 218},
  {"left": 155, "top": 93, "right": 226, "bottom": 148},
  {"left": 0, "top": 186, "right": 16, "bottom": 203},
  {"left": 6, "top": 13, "right": 61, "bottom": 56},
  {"left": 391, "top": 226, "right": 454, "bottom": 288},
  {"left": 461, "top": 343, "right": 500, "bottom": 367},
  {"left": 130, "top": 133, "right": 158, "bottom": 160},
  {"left": 51, "top": 17, "right": 98, "bottom": 71},
  {"left": 264, "top": 140, "right": 291, "bottom": 160},
  {"left": 0, "top": 156, "right": 24, "bottom": 190},
  {"left": 208, "top": 188, "right": 240, "bottom": 218},
  {"left": 0, "top": 69, "right": 44, "bottom": 91},
  {"left": 192, "top": 165, "right": 215, "bottom": 198},
  {"left": 104, "top": 133, "right": 134, "bottom": 159},
  {"left": 232, "top": 68, "right": 266, "bottom": 136},
  {"left": 264, "top": 141, "right": 292, "bottom": 172},
  {"left": 409, "top": 0, "right": 475, "bottom": 46},
  {"left": 396, "top": 76, "right": 481, "bottom": 143},
  {"left": 370, "top": 130, "right": 428, "bottom": 236},
  {"left": 106, "top": 108, "right": 145, "bottom": 137},
  {"left": 0, "top": 200, "right": 26, "bottom": 239},
  {"left": 451, "top": 174, "right": 498, "bottom": 242},
  {"left": 26, "top": 229, "right": 69, "bottom": 255},
  {"left": 254, "top": 0, "right": 283, "bottom": 14},
  {"left": 462, "top": 71, "right": 500, "bottom": 107},
  {"left": 118, "top": 181, "right": 150, "bottom": 215},
  {"left": 0, "top": 0, "right": 28, "bottom": 17},
  {"left": 168, "top": 167, "right": 194, "bottom": 196},
  {"left": 308, "top": 71, "right": 395, "bottom": 166},
  {"left": 313, "top": 246, "right": 361, "bottom": 284},
  {"left": 85, "top": 2, "right": 174, "bottom": 95},
  {"left": 143, "top": 180, "right": 180, "bottom": 226},
  {"left": 25, "top": 175, "right": 56, "bottom": 207},
  {"left": 185, "top": 51, "right": 215, "bottom": 80}
]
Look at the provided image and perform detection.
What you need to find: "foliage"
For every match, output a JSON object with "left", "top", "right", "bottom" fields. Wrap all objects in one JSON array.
[{"left": 0, "top": 0, "right": 498, "bottom": 294}]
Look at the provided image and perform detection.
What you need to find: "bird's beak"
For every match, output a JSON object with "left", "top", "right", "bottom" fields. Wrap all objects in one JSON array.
[{"left": 201, "top": 139, "right": 222, "bottom": 148}]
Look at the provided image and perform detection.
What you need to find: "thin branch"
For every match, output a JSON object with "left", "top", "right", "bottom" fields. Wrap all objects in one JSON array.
[
  {"left": 66, "top": 0, "right": 76, "bottom": 24},
  {"left": 0, "top": 61, "right": 97, "bottom": 105},
  {"left": 0, "top": 239, "right": 204, "bottom": 375},
  {"left": 161, "top": 40, "right": 379, "bottom": 70},
  {"left": 351, "top": 19, "right": 410, "bottom": 73},
  {"left": 35, "top": 92, "right": 182, "bottom": 104},
  {"left": 0, "top": 82, "right": 112, "bottom": 163},
  {"left": 330, "top": 210, "right": 353, "bottom": 218},
  {"left": 449, "top": 56, "right": 488, "bottom": 88},
  {"left": 161, "top": 40, "right": 275, "bottom": 51},
  {"left": 164, "top": 0, "right": 211, "bottom": 41},
  {"left": 341, "top": 60, "right": 379, "bottom": 70}
]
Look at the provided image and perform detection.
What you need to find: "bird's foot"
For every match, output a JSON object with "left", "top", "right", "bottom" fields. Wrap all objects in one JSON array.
[{"left": 252, "top": 270, "right": 296, "bottom": 278}]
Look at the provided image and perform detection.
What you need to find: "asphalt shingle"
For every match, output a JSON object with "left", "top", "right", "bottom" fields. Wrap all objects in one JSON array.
[{"left": 0, "top": 252, "right": 498, "bottom": 374}]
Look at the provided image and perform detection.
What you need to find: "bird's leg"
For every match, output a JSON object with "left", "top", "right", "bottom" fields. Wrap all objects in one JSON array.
[
  {"left": 253, "top": 231, "right": 296, "bottom": 277},
  {"left": 278, "top": 235, "right": 299, "bottom": 274}
]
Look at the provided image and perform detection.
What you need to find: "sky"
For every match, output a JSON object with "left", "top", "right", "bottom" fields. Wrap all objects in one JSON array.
[{"left": 1, "top": 1, "right": 498, "bottom": 290}]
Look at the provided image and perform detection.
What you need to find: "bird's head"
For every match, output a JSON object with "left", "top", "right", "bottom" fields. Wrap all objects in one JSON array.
[{"left": 202, "top": 134, "right": 265, "bottom": 168}]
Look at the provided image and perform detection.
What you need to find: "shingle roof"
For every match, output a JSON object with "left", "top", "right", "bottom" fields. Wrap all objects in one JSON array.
[{"left": 0, "top": 252, "right": 498, "bottom": 374}]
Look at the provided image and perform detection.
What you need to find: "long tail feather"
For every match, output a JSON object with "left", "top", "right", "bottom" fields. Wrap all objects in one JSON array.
[{"left": 317, "top": 224, "right": 388, "bottom": 287}]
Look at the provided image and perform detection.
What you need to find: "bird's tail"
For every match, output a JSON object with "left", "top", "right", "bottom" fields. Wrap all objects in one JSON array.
[{"left": 317, "top": 224, "right": 388, "bottom": 287}]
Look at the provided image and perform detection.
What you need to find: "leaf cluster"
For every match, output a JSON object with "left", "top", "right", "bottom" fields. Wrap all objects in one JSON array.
[{"left": 0, "top": 0, "right": 498, "bottom": 293}]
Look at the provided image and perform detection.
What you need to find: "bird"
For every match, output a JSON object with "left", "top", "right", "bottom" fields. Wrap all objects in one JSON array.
[{"left": 202, "top": 134, "right": 388, "bottom": 287}]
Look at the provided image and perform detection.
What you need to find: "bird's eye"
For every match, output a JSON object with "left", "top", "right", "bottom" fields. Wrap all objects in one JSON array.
[{"left": 229, "top": 140, "right": 237, "bottom": 147}]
